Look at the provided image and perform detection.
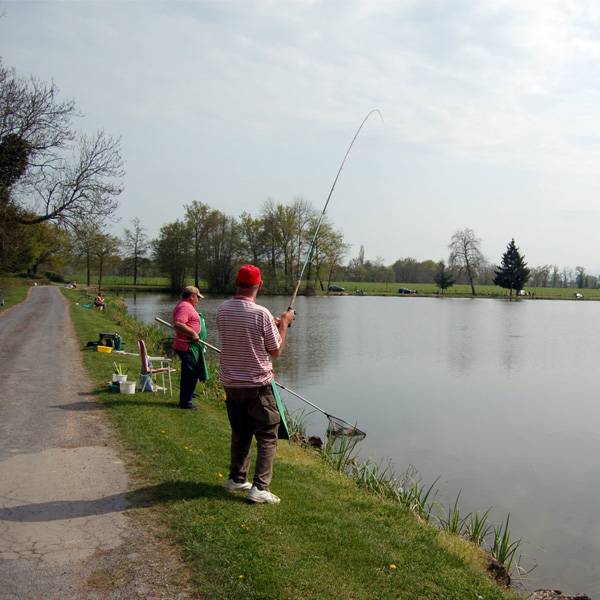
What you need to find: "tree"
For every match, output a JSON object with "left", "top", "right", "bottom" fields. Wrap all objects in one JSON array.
[
  {"left": 434, "top": 261, "right": 455, "bottom": 294},
  {"left": 575, "top": 266, "right": 587, "bottom": 289},
  {"left": 239, "top": 211, "right": 266, "bottom": 266},
  {"left": 184, "top": 201, "right": 211, "bottom": 289},
  {"left": 92, "top": 231, "right": 120, "bottom": 288},
  {"left": 0, "top": 59, "right": 124, "bottom": 229},
  {"left": 551, "top": 265, "right": 560, "bottom": 288},
  {"left": 448, "top": 228, "right": 484, "bottom": 296},
  {"left": 493, "top": 239, "right": 530, "bottom": 299},
  {"left": 153, "top": 220, "right": 189, "bottom": 291},
  {"left": 530, "top": 265, "right": 551, "bottom": 288},
  {"left": 71, "top": 221, "right": 102, "bottom": 286},
  {"left": 122, "top": 217, "right": 149, "bottom": 285},
  {"left": 203, "top": 209, "right": 240, "bottom": 292}
]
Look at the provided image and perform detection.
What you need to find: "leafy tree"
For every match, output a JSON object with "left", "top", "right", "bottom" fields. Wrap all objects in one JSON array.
[
  {"left": 71, "top": 222, "right": 101, "bottom": 286},
  {"left": 239, "top": 211, "right": 266, "bottom": 265},
  {"left": 391, "top": 257, "right": 438, "bottom": 283},
  {"left": 529, "top": 265, "right": 551, "bottom": 288},
  {"left": 434, "top": 261, "right": 455, "bottom": 294},
  {"left": 575, "top": 266, "right": 587, "bottom": 289},
  {"left": 203, "top": 209, "right": 240, "bottom": 292},
  {"left": 184, "top": 201, "right": 211, "bottom": 289},
  {"left": 153, "top": 220, "right": 189, "bottom": 291},
  {"left": 93, "top": 231, "right": 120, "bottom": 288},
  {"left": 25, "top": 222, "right": 71, "bottom": 276},
  {"left": 122, "top": 217, "right": 149, "bottom": 285},
  {"left": 448, "top": 228, "right": 484, "bottom": 296},
  {"left": 493, "top": 239, "right": 530, "bottom": 299}
]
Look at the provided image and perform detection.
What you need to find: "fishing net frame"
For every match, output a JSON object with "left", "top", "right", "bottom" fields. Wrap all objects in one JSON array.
[{"left": 326, "top": 415, "right": 366, "bottom": 440}]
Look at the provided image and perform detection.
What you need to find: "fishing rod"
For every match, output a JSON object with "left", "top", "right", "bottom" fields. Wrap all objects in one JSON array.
[
  {"left": 155, "top": 316, "right": 365, "bottom": 437},
  {"left": 288, "top": 108, "right": 383, "bottom": 312}
]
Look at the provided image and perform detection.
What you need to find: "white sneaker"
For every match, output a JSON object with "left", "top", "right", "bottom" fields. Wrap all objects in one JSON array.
[
  {"left": 248, "top": 486, "right": 280, "bottom": 504},
  {"left": 225, "top": 479, "right": 252, "bottom": 493}
]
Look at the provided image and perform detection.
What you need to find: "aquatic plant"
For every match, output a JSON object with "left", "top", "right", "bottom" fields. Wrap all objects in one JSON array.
[
  {"left": 285, "top": 408, "right": 308, "bottom": 440},
  {"left": 405, "top": 475, "right": 439, "bottom": 523},
  {"left": 466, "top": 508, "right": 492, "bottom": 547},
  {"left": 491, "top": 514, "right": 522, "bottom": 573},
  {"left": 438, "top": 491, "right": 470, "bottom": 535},
  {"left": 322, "top": 431, "right": 360, "bottom": 473}
]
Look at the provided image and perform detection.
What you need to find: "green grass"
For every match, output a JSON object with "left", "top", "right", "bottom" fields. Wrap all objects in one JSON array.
[
  {"left": 0, "top": 276, "right": 30, "bottom": 313},
  {"left": 327, "top": 280, "right": 600, "bottom": 300},
  {"left": 63, "top": 288, "right": 521, "bottom": 600}
]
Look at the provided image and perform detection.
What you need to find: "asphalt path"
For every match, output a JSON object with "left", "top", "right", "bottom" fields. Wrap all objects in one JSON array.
[{"left": 0, "top": 286, "right": 129, "bottom": 599}]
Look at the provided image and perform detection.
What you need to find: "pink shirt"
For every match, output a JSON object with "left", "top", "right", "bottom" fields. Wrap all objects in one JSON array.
[
  {"left": 216, "top": 297, "right": 282, "bottom": 387},
  {"left": 172, "top": 299, "right": 201, "bottom": 352}
]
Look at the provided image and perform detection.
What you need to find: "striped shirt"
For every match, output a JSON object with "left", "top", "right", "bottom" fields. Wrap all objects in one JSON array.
[{"left": 216, "top": 297, "right": 282, "bottom": 387}]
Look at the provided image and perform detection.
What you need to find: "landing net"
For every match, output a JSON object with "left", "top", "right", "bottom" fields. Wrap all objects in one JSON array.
[{"left": 326, "top": 415, "right": 366, "bottom": 440}]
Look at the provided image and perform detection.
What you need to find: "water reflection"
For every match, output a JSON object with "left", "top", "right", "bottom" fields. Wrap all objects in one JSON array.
[{"left": 122, "top": 291, "right": 600, "bottom": 594}]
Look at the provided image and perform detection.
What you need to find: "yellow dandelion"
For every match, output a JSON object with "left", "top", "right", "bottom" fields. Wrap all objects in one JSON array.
[
  {"left": 238, "top": 575, "right": 245, "bottom": 580},
  {"left": 389, "top": 563, "right": 397, "bottom": 570},
  {"left": 217, "top": 472, "right": 224, "bottom": 478}
]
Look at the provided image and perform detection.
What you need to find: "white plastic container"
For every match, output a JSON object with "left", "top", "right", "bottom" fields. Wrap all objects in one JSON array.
[
  {"left": 112, "top": 374, "right": 128, "bottom": 384},
  {"left": 119, "top": 381, "right": 136, "bottom": 394}
]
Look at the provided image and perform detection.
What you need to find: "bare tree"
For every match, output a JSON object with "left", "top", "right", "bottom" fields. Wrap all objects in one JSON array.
[
  {"left": 448, "top": 228, "right": 484, "bottom": 296},
  {"left": 123, "top": 217, "right": 149, "bottom": 285},
  {"left": 0, "top": 59, "right": 124, "bottom": 228}
]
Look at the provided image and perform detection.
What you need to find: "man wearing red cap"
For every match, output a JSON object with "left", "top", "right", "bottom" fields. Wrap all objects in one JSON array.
[{"left": 217, "top": 264, "right": 295, "bottom": 504}]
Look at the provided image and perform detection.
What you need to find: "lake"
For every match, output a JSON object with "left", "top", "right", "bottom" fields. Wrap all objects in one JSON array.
[{"left": 122, "top": 291, "right": 600, "bottom": 595}]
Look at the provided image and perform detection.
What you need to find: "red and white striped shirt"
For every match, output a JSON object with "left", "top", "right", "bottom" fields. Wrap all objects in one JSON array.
[{"left": 216, "top": 297, "right": 282, "bottom": 387}]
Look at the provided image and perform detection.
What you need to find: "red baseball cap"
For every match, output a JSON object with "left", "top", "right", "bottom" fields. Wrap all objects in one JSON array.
[{"left": 236, "top": 264, "right": 262, "bottom": 287}]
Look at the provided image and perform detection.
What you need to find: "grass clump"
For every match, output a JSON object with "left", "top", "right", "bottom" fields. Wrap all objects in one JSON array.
[
  {"left": 63, "top": 287, "right": 522, "bottom": 600},
  {"left": 0, "top": 276, "right": 30, "bottom": 313}
]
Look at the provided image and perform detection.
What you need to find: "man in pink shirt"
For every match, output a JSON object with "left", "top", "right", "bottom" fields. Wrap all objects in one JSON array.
[
  {"left": 172, "top": 285, "right": 204, "bottom": 410},
  {"left": 217, "top": 265, "right": 295, "bottom": 504}
]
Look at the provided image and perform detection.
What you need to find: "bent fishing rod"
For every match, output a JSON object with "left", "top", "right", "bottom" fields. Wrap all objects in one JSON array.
[
  {"left": 288, "top": 108, "right": 383, "bottom": 312},
  {"left": 155, "top": 316, "right": 365, "bottom": 436}
]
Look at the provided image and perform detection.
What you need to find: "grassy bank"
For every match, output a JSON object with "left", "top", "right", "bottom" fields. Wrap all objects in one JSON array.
[
  {"left": 0, "top": 276, "right": 30, "bottom": 313},
  {"left": 63, "top": 288, "right": 521, "bottom": 600}
]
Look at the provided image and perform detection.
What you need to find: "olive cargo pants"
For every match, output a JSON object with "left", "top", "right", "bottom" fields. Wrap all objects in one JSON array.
[{"left": 224, "top": 385, "right": 280, "bottom": 491}]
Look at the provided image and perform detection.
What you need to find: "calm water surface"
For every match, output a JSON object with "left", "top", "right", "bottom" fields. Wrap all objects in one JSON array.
[{"left": 123, "top": 292, "right": 600, "bottom": 594}]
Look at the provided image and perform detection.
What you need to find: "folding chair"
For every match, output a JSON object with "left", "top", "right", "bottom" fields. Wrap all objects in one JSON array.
[{"left": 138, "top": 339, "right": 176, "bottom": 396}]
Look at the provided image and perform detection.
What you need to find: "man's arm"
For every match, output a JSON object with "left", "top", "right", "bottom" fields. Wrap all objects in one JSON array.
[
  {"left": 174, "top": 320, "right": 200, "bottom": 342},
  {"left": 268, "top": 310, "right": 295, "bottom": 357}
]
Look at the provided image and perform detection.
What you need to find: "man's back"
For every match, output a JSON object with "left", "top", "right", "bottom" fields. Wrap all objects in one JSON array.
[{"left": 217, "top": 297, "right": 281, "bottom": 388}]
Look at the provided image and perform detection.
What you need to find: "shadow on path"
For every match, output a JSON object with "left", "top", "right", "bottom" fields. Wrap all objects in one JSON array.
[
  {"left": 0, "top": 480, "right": 244, "bottom": 522},
  {"left": 50, "top": 399, "right": 177, "bottom": 411}
]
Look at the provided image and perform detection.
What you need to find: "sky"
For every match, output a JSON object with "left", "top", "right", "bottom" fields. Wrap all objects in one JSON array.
[{"left": 3, "top": 0, "right": 600, "bottom": 271}]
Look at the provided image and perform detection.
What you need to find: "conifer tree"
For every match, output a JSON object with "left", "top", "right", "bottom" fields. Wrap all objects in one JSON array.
[
  {"left": 434, "top": 260, "right": 455, "bottom": 294},
  {"left": 493, "top": 239, "right": 530, "bottom": 299}
]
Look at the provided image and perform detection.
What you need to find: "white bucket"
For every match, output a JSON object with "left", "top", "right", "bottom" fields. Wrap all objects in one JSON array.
[
  {"left": 119, "top": 381, "right": 136, "bottom": 394},
  {"left": 112, "top": 374, "right": 128, "bottom": 384}
]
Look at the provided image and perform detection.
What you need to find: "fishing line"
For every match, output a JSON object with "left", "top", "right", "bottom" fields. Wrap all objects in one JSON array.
[{"left": 288, "top": 108, "right": 383, "bottom": 311}]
